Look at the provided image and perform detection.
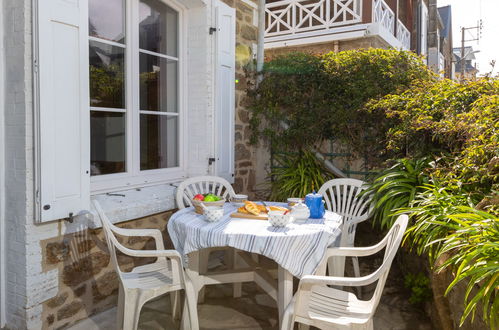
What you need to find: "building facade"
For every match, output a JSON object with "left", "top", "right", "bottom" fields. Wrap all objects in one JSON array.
[
  {"left": 264, "top": 0, "right": 422, "bottom": 55},
  {"left": 263, "top": 0, "right": 454, "bottom": 80},
  {"left": 0, "top": 0, "right": 261, "bottom": 328},
  {"left": 427, "top": 2, "right": 453, "bottom": 78},
  {"left": 453, "top": 46, "right": 479, "bottom": 80}
]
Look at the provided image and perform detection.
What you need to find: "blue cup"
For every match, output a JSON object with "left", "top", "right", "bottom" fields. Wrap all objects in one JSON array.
[{"left": 305, "top": 192, "right": 325, "bottom": 219}]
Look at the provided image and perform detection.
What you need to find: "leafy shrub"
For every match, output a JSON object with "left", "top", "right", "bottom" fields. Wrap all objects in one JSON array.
[
  {"left": 269, "top": 150, "right": 333, "bottom": 201},
  {"left": 404, "top": 272, "right": 433, "bottom": 304},
  {"left": 401, "top": 186, "right": 498, "bottom": 327},
  {"left": 368, "top": 78, "right": 499, "bottom": 198},
  {"left": 403, "top": 184, "right": 474, "bottom": 262},
  {"left": 363, "top": 158, "right": 431, "bottom": 229},
  {"left": 437, "top": 208, "right": 498, "bottom": 327},
  {"left": 249, "top": 49, "right": 435, "bottom": 166}
]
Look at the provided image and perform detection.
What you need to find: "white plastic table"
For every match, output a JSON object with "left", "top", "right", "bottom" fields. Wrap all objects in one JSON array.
[{"left": 167, "top": 203, "right": 342, "bottom": 327}]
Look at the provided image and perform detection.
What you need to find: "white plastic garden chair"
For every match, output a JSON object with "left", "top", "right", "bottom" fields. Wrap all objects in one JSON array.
[
  {"left": 281, "top": 215, "right": 408, "bottom": 330},
  {"left": 176, "top": 175, "right": 236, "bottom": 208},
  {"left": 176, "top": 175, "right": 242, "bottom": 299},
  {"left": 94, "top": 200, "right": 199, "bottom": 330},
  {"left": 318, "top": 178, "right": 373, "bottom": 278}
]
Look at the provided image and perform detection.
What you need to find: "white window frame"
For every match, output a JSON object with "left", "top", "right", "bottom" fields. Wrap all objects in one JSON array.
[{"left": 90, "top": 0, "right": 187, "bottom": 194}]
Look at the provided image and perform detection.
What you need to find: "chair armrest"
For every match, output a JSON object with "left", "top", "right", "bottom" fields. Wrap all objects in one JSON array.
[
  {"left": 300, "top": 271, "right": 381, "bottom": 288},
  {"left": 109, "top": 227, "right": 165, "bottom": 250},
  {"left": 326, "top": 231, "right": 390, "bottom": 258},
  {"left": 113, "top": 241, "right": 182, "bottom": 260}
]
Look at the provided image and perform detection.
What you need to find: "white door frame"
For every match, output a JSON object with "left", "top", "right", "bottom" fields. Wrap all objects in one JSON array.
[{"left": 0, "top": 0, "right": 6, "bottom": 326}]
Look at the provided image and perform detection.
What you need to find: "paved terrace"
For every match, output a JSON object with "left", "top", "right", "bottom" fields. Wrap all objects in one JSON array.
[{"left": 68, "top": 254, "right": 433, "bottom": 330}]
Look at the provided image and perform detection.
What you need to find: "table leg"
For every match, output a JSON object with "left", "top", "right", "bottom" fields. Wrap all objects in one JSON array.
[{"left": 278, "top": 266, "right": 293, "bottom": 328}]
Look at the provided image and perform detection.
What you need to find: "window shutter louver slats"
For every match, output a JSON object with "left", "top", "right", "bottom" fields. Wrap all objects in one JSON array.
[
  {"left": 36, "top": 0, "right": 90, "bottom": 222},
  {"left": 215, "top": 1, "right": 236, "bottom": 184}
]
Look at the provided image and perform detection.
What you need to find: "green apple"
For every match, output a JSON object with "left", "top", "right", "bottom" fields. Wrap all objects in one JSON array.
[{"left": 204, "top": 195, "right": 217, "bottom": 202}]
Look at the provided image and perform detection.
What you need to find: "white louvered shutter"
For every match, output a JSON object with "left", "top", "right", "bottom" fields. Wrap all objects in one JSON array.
[
  {"left": 36, "top": 0, "right": 90, "bottom": 222},
  {"left": 214, "top": 1, "right": 236, "bottom": 183}
]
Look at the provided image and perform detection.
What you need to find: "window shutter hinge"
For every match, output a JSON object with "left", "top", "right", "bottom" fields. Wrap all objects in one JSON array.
[
  {"left": 65, "top": 212, "right": 74, "bottom": 223},
  {"left": 208, "top": 157, "right": 216, "bottom": 165},
  {"left": 209, "top": 27, "right": 217, "bottom": 35}
]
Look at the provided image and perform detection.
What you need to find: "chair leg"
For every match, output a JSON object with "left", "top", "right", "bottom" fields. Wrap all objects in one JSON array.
[
  {"left": 184, "top": 282, "right": 200, "bottom": 330},
  {"left": 122, "top": 295, "right": 143, "bottom": 330},
  {"left": 116, "top": 285, "right": 125, "bottom": 330},
  {"left": 171, "top": 291, "right": 181, "bottom": 321},
  {"left": 280, "top": 307, "right": 294, "bottom": 330},
  {"left": 352, "top": 256, "right": 362, "bottom": 297}
]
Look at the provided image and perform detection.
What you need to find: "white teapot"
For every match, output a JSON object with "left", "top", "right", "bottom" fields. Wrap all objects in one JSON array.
[{"left": 290, "top": 201, "right": 310, "bottom": 222}]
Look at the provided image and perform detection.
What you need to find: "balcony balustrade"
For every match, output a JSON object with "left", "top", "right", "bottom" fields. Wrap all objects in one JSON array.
[{"left": 265, "top": 0, "right": 411, "bottom": 50}]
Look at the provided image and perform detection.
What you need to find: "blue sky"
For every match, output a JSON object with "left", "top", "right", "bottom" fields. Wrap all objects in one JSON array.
[{"left": 439, "top": 0, "right": 499, "bottom": 75}]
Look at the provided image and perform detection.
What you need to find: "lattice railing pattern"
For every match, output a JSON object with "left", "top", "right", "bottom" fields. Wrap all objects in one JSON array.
[
  {"left": 373, "top": 0, "right": 394, "bottom": 35},
  {"left": 265, "top": 0, "right": 362, "bottom": 37},
  {"left": 396, "top": 19, "right": 410, "bottom": 49}
]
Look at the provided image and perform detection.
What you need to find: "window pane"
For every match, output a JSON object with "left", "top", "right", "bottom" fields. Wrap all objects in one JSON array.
[
  {"left": 89, "top": 0, "right": 125, "bottom": 43},
  {"left": 139, "top": 53, "right": 177, "bottom": 112},
  {"left": 139, "top": 0, "right": 178, "bottom": 57},
  {"left": 89, "top": 41, "right": 125, "bottom": 108},
  {"left": 91, "top": 111, "right": 126, "bottom": 176},
  {"left": 140, "top": 115, "right": 178, "bottom": 170}
]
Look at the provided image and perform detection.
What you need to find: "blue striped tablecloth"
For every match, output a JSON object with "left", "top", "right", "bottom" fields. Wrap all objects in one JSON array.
[{"left": 167, "top": 203, "right": 342, "bottom": 278}]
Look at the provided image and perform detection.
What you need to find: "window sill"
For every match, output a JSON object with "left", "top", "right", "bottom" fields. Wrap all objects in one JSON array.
[{"left": 87, "top": 183, "right": 179, "bottom": 229}]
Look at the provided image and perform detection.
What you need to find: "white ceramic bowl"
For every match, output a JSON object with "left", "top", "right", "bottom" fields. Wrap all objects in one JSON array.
[
  {"left": 287, "top": 197, "right": 303, "bottom": 207},
  {"left": 231, "top": 194, "right": 248, "bottom": 208},
  {"left": 204, "top": 206, "right": 224, "bottom": 222},
  {"left": 268, "top": 210, "right": 292, "bottom": 227}
]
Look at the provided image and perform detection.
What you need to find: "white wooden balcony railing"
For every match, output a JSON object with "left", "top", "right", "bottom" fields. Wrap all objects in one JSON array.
[
  {"left": 265, "top": 0, "right": 411, "bottom": 50},
  {"left": 396, "top": 19, "right": 411, "bottom": 50},
  {"left": 373, "top": 0, "right": 394, "bottom": 35},
  {"left": 265, "top": 0, "right": 363, "bottom": 37}
]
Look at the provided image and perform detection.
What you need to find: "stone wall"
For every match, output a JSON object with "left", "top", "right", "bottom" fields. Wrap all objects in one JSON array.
[
  {"left": 221, "top": 0, "right": 261, "bottom": 198},
  {"left": 40, "top": 212, "right": 173, "bottom": 329}
]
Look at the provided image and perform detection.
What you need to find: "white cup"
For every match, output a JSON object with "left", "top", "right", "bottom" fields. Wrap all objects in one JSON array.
[
  {"left": 268, "top": 210, "right": 293, "bottom": 227},
  {"left": 204, "top": 206, "right": 224, "bottom": 222}
]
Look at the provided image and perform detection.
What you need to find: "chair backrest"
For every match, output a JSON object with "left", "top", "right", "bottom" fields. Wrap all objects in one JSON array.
[
  {"left": 176, "top": 176, "right": 236, "bottom": 209},
  {"left": 297, "top": 215, "right": 408, "bottom": 323},
  {"left": 93, "top": 200, "right": 124, "bottom": 277},
  {"left": 93, "top": 200, "right": 167, "bottom": 278},
  {"left": 318, "top": 178, "right": 372, "bottom": 246}
]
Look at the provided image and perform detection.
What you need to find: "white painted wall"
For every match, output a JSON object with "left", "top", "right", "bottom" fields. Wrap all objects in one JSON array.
[
  {"left": 2, "top": 0, "right": 218, "bottom": 328},
  {"left": 0, "top": 0, "right": 6, "bottom": 326}
]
